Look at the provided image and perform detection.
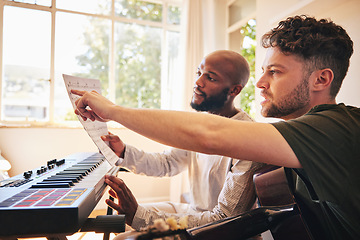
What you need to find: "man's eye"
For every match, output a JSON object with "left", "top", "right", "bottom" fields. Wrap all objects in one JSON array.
[{"left": 269, "top": 70, "right": 278, "bottom": 75}]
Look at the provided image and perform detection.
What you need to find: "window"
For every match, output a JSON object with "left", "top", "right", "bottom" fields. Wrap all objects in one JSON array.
[
  {"left": 3, "top": 6, "right": 51, "bottom": 121},
  {"left": 239, "top": 19, "right": 256, "bottom": 118},
  {"left": 0, "top": 0, "right": 182, "bottom": 124},
  {"left": 226, "top": 0, "right": 256, "bottom": 118}
]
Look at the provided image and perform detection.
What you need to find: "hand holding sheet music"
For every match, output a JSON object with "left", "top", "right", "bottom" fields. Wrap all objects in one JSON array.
[{"left": 63, "top": 74, "right": 119, "bottom": 166}]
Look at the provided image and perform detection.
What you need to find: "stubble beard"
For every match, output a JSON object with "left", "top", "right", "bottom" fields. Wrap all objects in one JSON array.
[
  {"left": 190, "top": 87, "right": 230, "bottom": 112},
  {"left": 261, "top": 77, "right": 310, "bottom": 119}
]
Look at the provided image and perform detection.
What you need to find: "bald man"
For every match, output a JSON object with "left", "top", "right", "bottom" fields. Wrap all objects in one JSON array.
[{"left": 100, "top": 50, "right": 265, "bottom": 230}]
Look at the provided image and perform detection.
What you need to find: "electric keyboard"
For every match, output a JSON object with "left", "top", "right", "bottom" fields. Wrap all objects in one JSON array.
[{"left": 0, "top": 152, "right": 120, "bottom": 238}]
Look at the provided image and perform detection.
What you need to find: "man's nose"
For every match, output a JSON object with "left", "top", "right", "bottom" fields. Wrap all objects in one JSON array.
[
  {"left": 256, "top": 74, "right": 268, "bottom": 89},
  {"left": 195, "top": 75, "right": 205, "bottom": 87}
]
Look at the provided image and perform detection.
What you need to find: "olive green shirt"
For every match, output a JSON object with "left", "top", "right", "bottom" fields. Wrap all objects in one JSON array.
[{"left": 272, "top": 103, "right": 360, "bottom": 239}]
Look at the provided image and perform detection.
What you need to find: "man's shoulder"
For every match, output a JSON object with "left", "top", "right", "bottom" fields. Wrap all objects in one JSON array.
[
  {"left": 232, "top": 109, "right": 254, "bottom": 122},
  {"left": 305, "top": 103, "right": 360, "bottom": 124},
  {"left": 309, "top": 103, "right": 360, "bottom": 114}
]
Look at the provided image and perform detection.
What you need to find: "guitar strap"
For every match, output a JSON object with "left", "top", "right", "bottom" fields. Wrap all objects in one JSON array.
[
  {"left": 284, "top": 168, "right": 332, "bottom": 240},
  {"left": 284, "top": 168, "right": 319, "bottom": 200},
  {"left": 285, "top": 168, "right": 360, "bottom": 240}
]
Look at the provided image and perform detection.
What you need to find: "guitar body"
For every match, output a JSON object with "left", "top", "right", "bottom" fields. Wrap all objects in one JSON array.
[{"left": 254, "top": 167, "right": 314, "bottom": 240}]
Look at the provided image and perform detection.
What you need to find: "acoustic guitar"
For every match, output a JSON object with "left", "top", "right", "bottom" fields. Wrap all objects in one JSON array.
[{"left": 253, "top": 167, "right": 314, "bottom": 240}]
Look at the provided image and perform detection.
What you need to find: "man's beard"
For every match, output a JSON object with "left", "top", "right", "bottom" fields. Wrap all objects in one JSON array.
[
  {"left": 190, "top": 88, "right": 229, "bottom": 112},
  {"left": 261, "top": 76, "right": 310, "bottom": 118}
]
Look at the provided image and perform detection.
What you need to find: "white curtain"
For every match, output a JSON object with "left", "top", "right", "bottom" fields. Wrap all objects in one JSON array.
[
  {"left": 170, "top": 0, "right": 227, "bottom": 202},
  {"left": 179, "top": 0, "right": 204, "bottom": 112},
  {"left": 169, "top": 0, "right": 205, "bottom": 202},
  {"left": 178, "top": 0, "right": 226, "bottom": 111}
]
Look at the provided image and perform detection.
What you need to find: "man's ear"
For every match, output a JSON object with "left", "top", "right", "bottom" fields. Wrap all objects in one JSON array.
[
  {"left": 229, "top": 85, "right": 243, "bottom": 96},
  {"left": 313, "top": 68, "right": 334, "bottom": 92}
]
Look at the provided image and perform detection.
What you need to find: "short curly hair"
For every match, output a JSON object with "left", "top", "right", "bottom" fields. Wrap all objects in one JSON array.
[{"left": 261, "top": 15, "right": 353, "bottom": 97}]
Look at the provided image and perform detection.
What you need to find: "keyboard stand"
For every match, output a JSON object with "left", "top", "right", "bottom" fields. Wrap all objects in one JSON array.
[
  {"left": 0, "top": 197, "right": 125, "bottom": 240},
  {"left": 0, "top": 214, "right": 125, "bottom": 240}
]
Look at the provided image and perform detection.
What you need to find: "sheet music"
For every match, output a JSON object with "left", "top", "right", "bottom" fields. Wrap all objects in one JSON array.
[{"left": 62, "top": 74, "right": 119, "bottom": 166}]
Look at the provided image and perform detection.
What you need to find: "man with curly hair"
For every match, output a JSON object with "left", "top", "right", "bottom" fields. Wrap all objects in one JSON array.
[{"left": 72, "top": 15, "right": 359, "bottom": 239}]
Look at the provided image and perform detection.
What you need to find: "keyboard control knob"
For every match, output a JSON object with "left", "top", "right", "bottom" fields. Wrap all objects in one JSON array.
[{"left": 23, "top": 171, "right": 32, "bottom": 179}]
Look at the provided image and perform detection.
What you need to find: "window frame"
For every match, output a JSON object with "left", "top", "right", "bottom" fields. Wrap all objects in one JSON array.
[{"left": 0, "top": 0, "right": 182, "bottom": 127}]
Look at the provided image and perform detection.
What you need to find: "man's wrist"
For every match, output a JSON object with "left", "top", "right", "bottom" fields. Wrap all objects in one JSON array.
[{"left": 120, "top": 145, "right": 126, "bottom": 159}]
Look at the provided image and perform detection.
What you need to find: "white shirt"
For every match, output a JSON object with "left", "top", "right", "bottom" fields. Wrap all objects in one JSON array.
[{"left": 115, "top": 110, "right": 265, "bottom": 230}]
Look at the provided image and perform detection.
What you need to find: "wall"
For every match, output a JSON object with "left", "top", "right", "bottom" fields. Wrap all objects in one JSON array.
[{"left": 255, "top": 0, "right": 360, "bottom": 121}]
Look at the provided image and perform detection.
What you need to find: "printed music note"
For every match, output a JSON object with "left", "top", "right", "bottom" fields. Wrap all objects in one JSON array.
[{"left": 62, "top": 74, "right": 119, "bottom": 166}]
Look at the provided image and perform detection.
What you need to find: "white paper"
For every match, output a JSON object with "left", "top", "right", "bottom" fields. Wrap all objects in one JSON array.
[{"left": 62, "top": 74, "right": 119, "bottom": 166}]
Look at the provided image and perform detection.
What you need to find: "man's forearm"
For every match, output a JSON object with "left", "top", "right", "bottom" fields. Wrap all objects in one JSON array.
[
  {"left": 109, "top": 107, "right": 301, "bottom": 168},
  {"left": 121, "top": 145, "right": 187, "bottom": 177},
  {"left": 109, "top": 106, "right": 214, "bottom": 154}
]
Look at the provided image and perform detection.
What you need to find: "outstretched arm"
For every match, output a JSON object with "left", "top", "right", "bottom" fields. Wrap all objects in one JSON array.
[{"left": 71, "top": 90, "right": 301, "bottom": 168}]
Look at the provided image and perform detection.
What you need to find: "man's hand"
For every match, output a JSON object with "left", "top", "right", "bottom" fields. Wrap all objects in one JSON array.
[
  {"left": 71, "top": 89, "right": 115, "bottom": 122},
  {"left": 101, "top": 132, "right": 126, "bottom": 158},
  {"left": 105, "top": 175, "right": 138, "bottom": 226}
]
